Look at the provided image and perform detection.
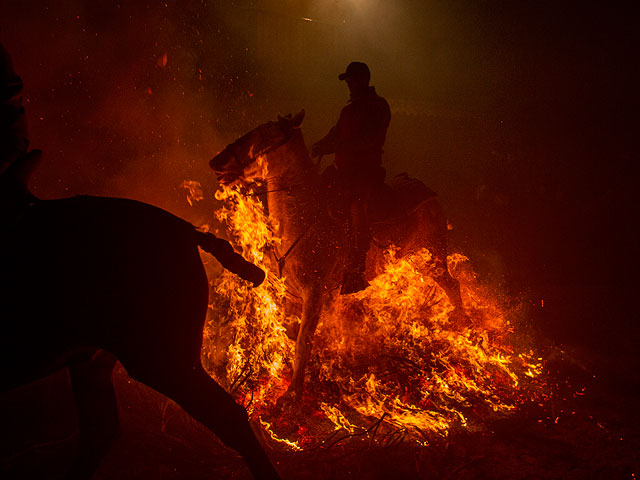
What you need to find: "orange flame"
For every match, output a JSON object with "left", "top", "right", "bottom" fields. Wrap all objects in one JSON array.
[
  {"left": 197, "top": 181, "right": 544, "bottom": 447},
  {"left": 180, "top": 179, "right": 204, "bottom": 206}
]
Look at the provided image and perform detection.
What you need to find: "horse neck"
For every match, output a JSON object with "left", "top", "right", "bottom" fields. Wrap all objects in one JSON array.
[{"left": 265, "top": 132, "right": 319, "bottom": 241}]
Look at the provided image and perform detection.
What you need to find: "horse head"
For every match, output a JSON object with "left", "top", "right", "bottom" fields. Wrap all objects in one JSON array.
[{"left": 210, "top": 110, "right": 305, "bottom": 185}]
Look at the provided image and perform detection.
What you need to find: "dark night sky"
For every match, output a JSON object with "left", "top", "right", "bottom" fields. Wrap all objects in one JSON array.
[{"left": 1, "top": 0, "right": 637, "bottom": 370}]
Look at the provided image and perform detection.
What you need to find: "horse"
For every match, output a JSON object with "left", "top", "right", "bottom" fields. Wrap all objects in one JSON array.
[
  {"left": 0, "top": 150, "right": 281, "bottom": 480},
  {"left": 210, "top": 110, "right": 464, "bottom": 401}
]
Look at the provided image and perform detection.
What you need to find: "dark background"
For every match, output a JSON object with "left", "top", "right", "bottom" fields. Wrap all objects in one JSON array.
[{"left": 1, "top": 0, "right": 637, "bottom": 380}]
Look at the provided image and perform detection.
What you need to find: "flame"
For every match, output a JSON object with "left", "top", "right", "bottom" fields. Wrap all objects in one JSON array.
[
  {"left": 180, "top": 180, "right": 204, "bottom": 206},
  {"left": 259, "top": 417, "right": 303, "bottom": 451},
  {"left": 202, "top": 183, "right": 293, "bottom": 411},
  {"left": 198, "top": 181, "right": 544, "bottom": 448}
]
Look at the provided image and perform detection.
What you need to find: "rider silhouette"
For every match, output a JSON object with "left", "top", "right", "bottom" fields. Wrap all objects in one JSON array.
[{"left": 312, "top": 62, "right": 391, "bottom": 294}]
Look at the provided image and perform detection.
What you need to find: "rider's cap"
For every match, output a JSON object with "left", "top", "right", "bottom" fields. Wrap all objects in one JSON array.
[{"left": 338, "top": 62, "right": 370, "bottom": 82}]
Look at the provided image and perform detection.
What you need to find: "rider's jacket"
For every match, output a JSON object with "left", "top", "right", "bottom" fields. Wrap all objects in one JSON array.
[{"left": 316, "top": 86, "right": 391, "bottom": 174}]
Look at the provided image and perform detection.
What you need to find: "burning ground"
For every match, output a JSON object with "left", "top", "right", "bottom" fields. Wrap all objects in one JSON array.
[
  {"left": 202, "top": 182, "right": 543, "bottom": 447},
  {"left": 193, "top": 179, "right": 636, "bottom": 478}
]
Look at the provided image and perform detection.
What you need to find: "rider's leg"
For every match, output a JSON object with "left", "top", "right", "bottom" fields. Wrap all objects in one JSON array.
[{"left": 341, "top": 180, "right": 373, "bottom": 294}]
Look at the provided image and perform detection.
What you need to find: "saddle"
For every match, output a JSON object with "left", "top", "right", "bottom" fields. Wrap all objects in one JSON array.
[{"left": 320, "top": 166, "right": 437, "bottom": 226}]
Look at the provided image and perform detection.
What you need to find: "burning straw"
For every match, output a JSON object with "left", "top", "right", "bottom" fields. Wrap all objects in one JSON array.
[{"left": 198, "top": 182, "right": 543, "bottom": 449}]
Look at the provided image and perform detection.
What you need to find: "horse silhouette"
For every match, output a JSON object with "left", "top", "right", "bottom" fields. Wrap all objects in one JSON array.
[
  {"left": 210, "top": 110, "right": 464, "bottom": 401},
  {"left": 0, "top": 149, "right": 280, "bottom": 479}
]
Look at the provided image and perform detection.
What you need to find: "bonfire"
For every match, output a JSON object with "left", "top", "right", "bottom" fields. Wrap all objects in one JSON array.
[{"left": 189, "top": 181, "right": 543, "bottom": 451}]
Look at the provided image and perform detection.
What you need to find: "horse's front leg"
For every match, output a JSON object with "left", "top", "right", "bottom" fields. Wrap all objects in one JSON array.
[{"left": 289, "top": 286, "right": 324, "bottom": 397}]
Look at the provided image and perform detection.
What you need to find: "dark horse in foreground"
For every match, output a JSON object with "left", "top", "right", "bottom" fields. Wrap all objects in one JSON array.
[
  {"left": 0, "top": 150, "right": 280, "bottom": 479},
  {"left": 1, "top": 41, "right": 280, "bottom": 478},
  {"left": 210, "top": 110, "right": 465, "bottom": 401}
]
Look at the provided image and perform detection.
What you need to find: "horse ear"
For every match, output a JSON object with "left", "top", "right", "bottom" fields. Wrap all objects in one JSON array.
[{"left": 291, "top": 109, "right": 305, "bottom": 128}]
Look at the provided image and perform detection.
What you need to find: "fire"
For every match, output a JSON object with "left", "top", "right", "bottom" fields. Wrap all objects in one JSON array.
[
  {"left": 198, "top": 181, "right": 543, "bottom": 448},
  {"left": 180, "top": 180, "right": 204, "bottom": 206},
  {"left": 202, "top": 184, "right": 294, "bottom": 411}
]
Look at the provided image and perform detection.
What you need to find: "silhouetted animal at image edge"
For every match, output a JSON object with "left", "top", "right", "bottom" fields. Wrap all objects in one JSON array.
[{"left": 0, "top": 150, "right": 281, "bottom": 480}]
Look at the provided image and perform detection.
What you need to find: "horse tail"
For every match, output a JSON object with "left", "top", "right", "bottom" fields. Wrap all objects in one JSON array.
[{"left": 195, "top": 231, "right": 265, "bottom": 287}]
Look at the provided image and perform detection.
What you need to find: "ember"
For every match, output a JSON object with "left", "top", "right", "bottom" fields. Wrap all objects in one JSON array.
[{"left": 197, "top": 181, "right": 543, "bottom": 448}]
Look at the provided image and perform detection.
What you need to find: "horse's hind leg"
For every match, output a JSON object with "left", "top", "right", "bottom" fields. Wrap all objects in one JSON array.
[
  {"left": 432, "top": 252, "right": 471, "bottom": 326},
  {"left": 185, "top": 366, "right": 281, "bottom": 480},
  {"left": 113, "top": 251, "right": 279, "bottom": 479},
  {"left": 66, "top": 349, "right": 120, "bottom": 480},
  {"left": 134, "top": 361, "right": 281, "bottom": 480},
  {"left": 435, "top": 264, "right": 463, "bottom": 310},
  {"left": 416, "top": 200, "right": 467, "bottom": 323},
  {"left": 431, "top": 247, "right": 467, "bottom": 323}
]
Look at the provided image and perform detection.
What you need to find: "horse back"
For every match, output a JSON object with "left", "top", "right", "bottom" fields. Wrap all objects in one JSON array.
[
  {"left": 368, "top": 173, "right": 437, "bottom": 224},
  {"left": 1, "top": 195, "right": 209, "bottom": 391}
]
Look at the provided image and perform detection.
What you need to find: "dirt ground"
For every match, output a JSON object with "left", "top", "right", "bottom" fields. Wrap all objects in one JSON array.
[{"left": 2, "top": 339, "right": 638, "bottom": 480}]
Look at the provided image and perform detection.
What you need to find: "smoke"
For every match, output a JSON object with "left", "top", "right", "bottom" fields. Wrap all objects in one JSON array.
[
  {"left": 1, "top": 1, "right": 263, "bottom": 223},
  {"left": 1, "top": 0, "right": 636, "bottom": 359}
]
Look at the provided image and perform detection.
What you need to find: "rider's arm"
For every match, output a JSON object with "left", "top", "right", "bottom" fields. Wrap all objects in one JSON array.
[{"left": 312, "top": 125, "right": 337, "bottom": 157}]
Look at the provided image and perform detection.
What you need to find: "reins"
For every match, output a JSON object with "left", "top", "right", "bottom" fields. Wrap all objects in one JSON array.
[{"left": 271, "top": 228, "right": 308, "bottom": 277}]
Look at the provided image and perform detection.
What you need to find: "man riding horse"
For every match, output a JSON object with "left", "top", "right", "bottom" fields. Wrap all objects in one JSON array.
[{"left": 312, "top": 62, "right": 391, "bottom": 294}]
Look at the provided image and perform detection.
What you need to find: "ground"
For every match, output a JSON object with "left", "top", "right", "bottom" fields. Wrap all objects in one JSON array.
[{"left": 1, "top": 338, "right": 638, "bottom": 480}]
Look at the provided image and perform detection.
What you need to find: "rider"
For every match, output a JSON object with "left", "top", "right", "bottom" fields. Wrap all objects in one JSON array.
[{"left": 311, "top": 62, "right": 391, "bottom": 294}]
